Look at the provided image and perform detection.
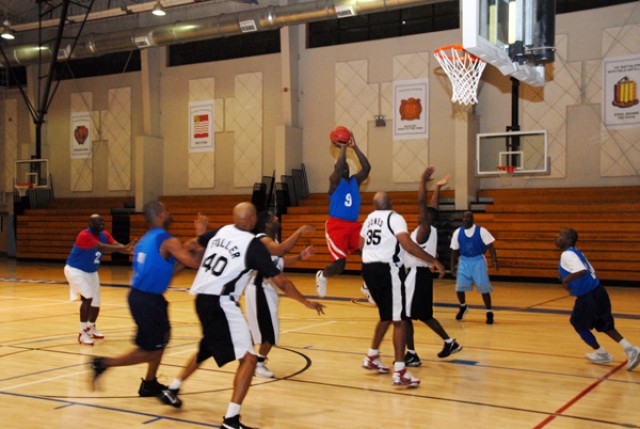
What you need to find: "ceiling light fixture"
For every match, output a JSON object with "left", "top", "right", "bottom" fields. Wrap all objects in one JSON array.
[
  {"left": 151, "top": 1, "right": 167, "bottom": 17},
  {"left": 1, "top": 20, "right": 15, "bottom": 40}
]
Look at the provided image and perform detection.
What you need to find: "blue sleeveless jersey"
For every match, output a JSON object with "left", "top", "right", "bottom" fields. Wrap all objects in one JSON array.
[
  {"left": 131, "top": 227, "right": 176, "bottom": 294},
  {"left": 458, "top": 226, "right": 487, "bottom": 257},
  {"left": 559, "top": 247, "right": 599, "bottom": 297},
  {"left": 66, "top": 229, "right": 108, "bottom": 273},
  {"left": 329, "top": 177, "right": 361, "bottom": 221}
]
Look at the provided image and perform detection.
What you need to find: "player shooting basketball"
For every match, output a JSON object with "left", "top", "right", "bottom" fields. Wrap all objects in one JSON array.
[{"left": 315, "top": 129, "right": 371, "bottom": 297}]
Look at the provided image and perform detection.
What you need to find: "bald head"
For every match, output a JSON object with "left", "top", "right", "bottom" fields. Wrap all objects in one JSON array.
[
  {"left": 373, "top": 192, "right": 392, "bottom": 210},
  {"left": 88, "top": 213, "right": 104, "bottom": 234},
  {"left": 233, "top": 202, "right": 257, "bottom": 231}
]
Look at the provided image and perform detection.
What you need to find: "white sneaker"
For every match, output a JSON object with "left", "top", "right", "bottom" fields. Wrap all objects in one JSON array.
[
  {"left": 393, "top": 368, "right": 420, "bottom": 387},
  {"left": 586, "top": 350, "right": 613, "bottom": 365},
  {"left": 316, "top": 270, "right": 327, "bottom": 298},
  {"left": 625, "top": 346, "right": 640, "bottom": 371},
  {"left": 362, "top": 354, "right": 389, "bottom": 374},
  {"left": 360, "top": 284, "right": 375, "bottom": 304},
  {"left": 255, "top": 362, "right": 274, "bottom": 378},
  {"left": 78, "top": 329, "right": 94, "bottom": 346},
  {"left": 88, "top": 325, "right": 104, "bottom": 339}
]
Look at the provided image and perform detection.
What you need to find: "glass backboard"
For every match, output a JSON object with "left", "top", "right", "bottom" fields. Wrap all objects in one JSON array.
[
  {"left": 462, "top": 0, "right": 555, "bottom": 87},
  {"left": 476, "top": 130, "right": 549, "bottom": 175}
]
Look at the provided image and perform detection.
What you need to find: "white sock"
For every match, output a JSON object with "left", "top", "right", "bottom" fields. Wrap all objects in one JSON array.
[
  {"left": 168, "top": 378, "right": 182, "bottom": 390},
  {"left": 597, "top": 347, "right": 608, "bottom": 354},
  {"left": 406, "top": 349, "right": 416, "bottom": 355},
  {"left": 620, "top": 339, "right": 632, "bottom": 350},
  {"left": 368, "top": 348, "right": 379, "bottom": 357},
  {"left": 225, "top": 402, "right": 241, "bottom": 419},
  {"left": 445, "top": 338, "right": 454, "bottom": 344},
  {"left": 80, "top": 322, "right": 88, "bottom": 331},
  {"left": 394, "top": 361, "right": 405, "bottom": 372}
]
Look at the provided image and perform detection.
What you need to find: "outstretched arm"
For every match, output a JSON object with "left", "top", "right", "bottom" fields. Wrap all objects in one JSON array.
[
  {"left": 397, "top": 232, "right": 445, "bottom": 278},
  {"left": 430, "top": 174, "right": 450, "bottom": 208},
  {"left": 418, "top": 166, "right": 435, "bottom": 224},
  {"left": 271, "top": 272, "right": 326, "bottom": 315},
  {"left": 349, "top": 134, "right": 371, "bottom": 185},
  {"left": 263, "top": 224, "right": 315, "bottom": 257},
  {"left": 284, "top": 245, "right": 315, "bottom": 266}
]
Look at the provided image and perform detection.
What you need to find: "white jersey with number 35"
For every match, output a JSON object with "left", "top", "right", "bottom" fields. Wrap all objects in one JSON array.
[{"left": 360, "top": 209, "right": 408, "bottom": 266}]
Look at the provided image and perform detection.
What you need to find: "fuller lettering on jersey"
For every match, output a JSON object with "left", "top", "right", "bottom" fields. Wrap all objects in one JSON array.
[{"left": 208, "top": 237, "right": 241, "bottom": 258}]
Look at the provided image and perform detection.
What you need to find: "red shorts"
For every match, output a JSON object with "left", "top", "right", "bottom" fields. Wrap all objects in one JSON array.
[{"left": 325, "top": 217, "right": 362, "bottom": 261}]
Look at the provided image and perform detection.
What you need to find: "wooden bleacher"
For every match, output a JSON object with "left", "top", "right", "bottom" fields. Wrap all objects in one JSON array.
[
  {"left": 475, "top": 187, "right": 640, "bottom": 282},
  {"left": 14, "top": 187, "right": 640, "bottom": 284},
  {"left": 16, "top": 197, "right": 134, "bottom": 260}
]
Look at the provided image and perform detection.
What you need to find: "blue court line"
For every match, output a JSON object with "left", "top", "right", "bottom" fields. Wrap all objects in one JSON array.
[
  {"left": 0, "top": 390, "right": 220, "bottom": 427},
  {"left": 1, "top": 277, "right": 639, "bottom": 320}
]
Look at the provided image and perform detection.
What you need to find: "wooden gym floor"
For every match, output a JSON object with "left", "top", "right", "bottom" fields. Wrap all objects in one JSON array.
[{"left": 0, "top": 258, "right": 638, "bottom": 428}]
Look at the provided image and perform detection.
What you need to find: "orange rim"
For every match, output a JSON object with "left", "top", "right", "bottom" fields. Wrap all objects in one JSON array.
[{"left": 434, "top": 44, "right": 482, "bottom": 62}]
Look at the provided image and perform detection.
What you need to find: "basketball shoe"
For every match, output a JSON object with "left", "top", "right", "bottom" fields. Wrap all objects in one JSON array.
[
  {"left": 362, "top": 354, "right": 389, "bottom": 373},
  {"left": 315, "top": 270, "right": 327, "bottom": 298},
  {"left": 625, "top": 346, "right": 640, "bottom": 371},
  {"left": 586, "top": 350, "right": 613, "bottom": 365},
  {"left": 255, "top": 362, "right": 274, "bottom": 378},
  {"left": 221, "top": 414, "right": 257, "bottom": 429},
  {"left": 438, "top": 340, "right": 462, "bottom": 358},
  {"left": 486, "top": 311, "right": 494, "bottom": 325},
  {"left": 138, "top": 378, "right": 168, "bottom": 397},
  {"left": 88, "top": 324, "right": 104, "bottom": 339},
  {"left": 392, "top": 368, "right": 420, "bottom": 387},
  {"left": 78, "top": 328, "right": 94, "bottom": 346},
  {"left": 404, "top": 352, "right": 422, "bottom": 367},
  {"left": 159, "top": 388, "right": 182, "bottom": 408}
]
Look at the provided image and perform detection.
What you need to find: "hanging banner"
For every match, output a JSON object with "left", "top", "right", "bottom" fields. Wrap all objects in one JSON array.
[
  {"left": 70, "top": 111, "right": 92, "bottom": 159},
  {"left": 189, "top": 100, "right": 214, "bottom": 153},
  {"left": 603, "top": 54, "right": 640, "bottom": 129},
  {"left": 393, "top": 78, "right": 429, "bottom": 140}
]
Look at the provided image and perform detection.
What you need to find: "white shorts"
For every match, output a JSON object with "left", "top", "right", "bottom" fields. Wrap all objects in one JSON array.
[
  {"left": 64, "top": 265, "right": 101, "bottom": 306},
  {"left": 245, "top": 282, "right": 280, "bottom": 345}
]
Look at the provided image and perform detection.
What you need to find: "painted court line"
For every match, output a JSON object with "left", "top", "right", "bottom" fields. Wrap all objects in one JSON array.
[{"left": 532, "top": 361, "right": 627, "bottom": 428}]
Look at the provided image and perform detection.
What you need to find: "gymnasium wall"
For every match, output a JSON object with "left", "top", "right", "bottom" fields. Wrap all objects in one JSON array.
[{"left": 0, "top": 2, "right": 638, "bottom": 203}]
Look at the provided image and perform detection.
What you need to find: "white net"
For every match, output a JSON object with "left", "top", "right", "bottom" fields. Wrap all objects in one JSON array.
[{"left": 434, "top": 45, "right": 487, "bottom": 105}]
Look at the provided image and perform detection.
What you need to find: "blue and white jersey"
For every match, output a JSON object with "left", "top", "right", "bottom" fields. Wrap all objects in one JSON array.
[{"left": 559, "top": 247, "right": 599, "bottom": 297}]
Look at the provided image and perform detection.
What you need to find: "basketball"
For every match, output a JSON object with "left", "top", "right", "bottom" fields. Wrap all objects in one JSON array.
[{"left": 330, "top": 126, "right": 351, "bottom": 145}]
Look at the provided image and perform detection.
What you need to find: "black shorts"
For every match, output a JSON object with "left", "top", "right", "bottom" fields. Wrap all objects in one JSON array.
[
  {"left": 570, "top": 285, "right": 615, "bottom": 332},
  {"left": 405, "top": 266, "right": 434, "bottom": 322},
  {"left": 195, "top": 294, "right": 254, "bottom": 367},
  {"left": 362, "top": 262, "right": 404, "bottom": 322},
  {"left": 128, "top": 288, "right": 170, "bottom": 351}
]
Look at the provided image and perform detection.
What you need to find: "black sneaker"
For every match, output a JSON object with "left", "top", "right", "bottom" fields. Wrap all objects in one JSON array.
[
  {"left": 90, "top": 357, "right": 107, "bottom": 390},
  {"left": 159, "top": 388, "right": 182, "bottom": 408},
  {"left": 404, "top": 352, "right": 422, "bottom": 367},
  {"left": 438, "top": 340, "right": 463, "bottom": 358},
  {"left": 138, "top": 378, "right": 168, "bottom": 397},
  {"left": 221, "top": 414, "right": 257, "bottom": 429},
  {"left": 455, "top": 305, "right": 468, "bottom": 320},
  {"left": 486, "top": 311, "right": 494, "bottom": 325}
]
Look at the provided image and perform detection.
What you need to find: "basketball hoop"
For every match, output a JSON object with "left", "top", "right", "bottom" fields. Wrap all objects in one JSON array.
[
  {"left": 434, "top": 45, "right": 487, "bottom": 105},
  {"left": 15, "top": 182, "right": 32, "bottom": 198}
]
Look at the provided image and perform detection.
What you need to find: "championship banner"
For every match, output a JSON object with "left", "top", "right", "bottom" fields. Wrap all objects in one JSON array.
[
  {"left": 603, "top": 54, "right": 640, "bottom": 129},
  {"left": 393, "top": 78, "right": 429, "bottom": 140},
  {"left": 70, "top": 111, "right": 92, "bottom": 159},
  {"left": 189, "top": 100, "right": 214, "bottom": 153}
]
